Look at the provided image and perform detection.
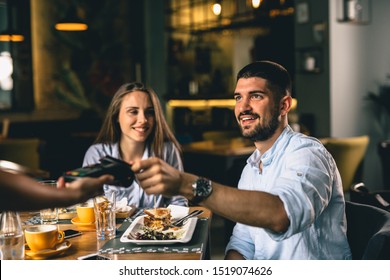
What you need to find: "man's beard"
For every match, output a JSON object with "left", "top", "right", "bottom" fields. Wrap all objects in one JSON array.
[{"left": 239, "top": 111, "right": 280, "bottom": 142}]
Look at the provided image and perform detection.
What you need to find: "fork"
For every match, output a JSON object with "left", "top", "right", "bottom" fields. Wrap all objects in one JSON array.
[{"left": 171, "top": 209, "right": 204, "bottom": 227}]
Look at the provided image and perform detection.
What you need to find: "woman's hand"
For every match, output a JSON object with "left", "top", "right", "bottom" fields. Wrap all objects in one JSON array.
[{"left": 57, "top": 174, "right": 114, "bottom": 202}]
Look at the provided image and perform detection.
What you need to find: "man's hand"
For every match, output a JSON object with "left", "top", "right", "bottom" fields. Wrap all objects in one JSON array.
[{"left": 131, "top": 157, "right": 183, "bottom": 197}]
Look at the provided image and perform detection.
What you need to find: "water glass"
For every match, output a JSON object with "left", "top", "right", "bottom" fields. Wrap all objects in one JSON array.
[
  {"left": 39, "top": 180, "right": 58, "bottom": 224},
  {"left": 94, "top": 190, "right": 116, "bottom": 240},
  {"left": 0, "top": 211, "right": 24, "bottom": 260}
]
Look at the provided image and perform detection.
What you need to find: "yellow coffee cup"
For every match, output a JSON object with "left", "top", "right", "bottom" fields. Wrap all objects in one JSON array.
[
  {"left": 24, "top": 225, "right": 65, "bottom": 252},
  {"left": 76, "top": 204, "right": 95, "bottom": 223}
]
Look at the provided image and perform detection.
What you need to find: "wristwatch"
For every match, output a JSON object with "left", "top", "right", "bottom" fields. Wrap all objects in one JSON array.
[{"left": 191, "top": 177, "right": 213, "bottom": 205}]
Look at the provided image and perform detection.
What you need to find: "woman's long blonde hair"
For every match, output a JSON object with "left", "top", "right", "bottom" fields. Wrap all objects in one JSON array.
[{"left": 94, "top": 82, "right": 181, "bottom": 158}]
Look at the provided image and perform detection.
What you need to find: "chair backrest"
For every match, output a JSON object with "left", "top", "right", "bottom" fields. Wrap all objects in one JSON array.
[
  {"left": 345, "top": 201, "right": 390, "bottom": 259},
  {"left": 0, "top": 138, "right": 41, "bottom": 170},
  {"left": 350, "top": 182, "right": 390, "bottom": 211},
  {"left": 322, "top": 135, "right": 369, "bottom": 192}
]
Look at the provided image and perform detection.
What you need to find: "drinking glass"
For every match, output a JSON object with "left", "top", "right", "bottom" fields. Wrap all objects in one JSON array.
[
  {"left": 0, "top": 211, "right": 24, "bottom": 260},
  {"left": 94, "top": 190, "right": 116, "bottom": 240},
  {"left": 39, "top": 180, "right": 58, "bottom": 224}
]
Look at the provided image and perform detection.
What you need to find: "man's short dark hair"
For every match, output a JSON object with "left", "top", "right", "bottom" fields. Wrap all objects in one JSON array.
[{"left": 236, "top": 61, "right": 292, "bottom": 98}]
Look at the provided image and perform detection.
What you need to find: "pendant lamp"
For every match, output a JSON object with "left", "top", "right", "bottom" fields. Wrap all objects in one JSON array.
[
  {"left": 0, "top": 1, "right": 24, "bottom": 42},
  {"left": 55, "top": 6, "right": 88, "bottom": 31}
]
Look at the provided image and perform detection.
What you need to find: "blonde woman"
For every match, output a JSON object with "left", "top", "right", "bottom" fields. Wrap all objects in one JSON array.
[{"left": 83, "top": 82, "right": 187, "bottom": 207}]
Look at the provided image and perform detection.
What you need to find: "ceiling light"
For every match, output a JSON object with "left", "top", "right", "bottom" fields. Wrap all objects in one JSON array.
[
  {"left": 212, "top": 2, "right": 222, "bottom": 16},
  {"left": 0, "top": 30, "right": 24, "bottom": 42},
  {"left": 251, "top": 0, "right": 262, "bottom": 9},
  {"left": 55, "top": 7, "right": 88, "bottom": 31},
  {"left": 0, "top": 1, "right": 24, "bottom": 42}
]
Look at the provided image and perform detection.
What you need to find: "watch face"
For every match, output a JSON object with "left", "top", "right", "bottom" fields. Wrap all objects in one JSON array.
[
  {"left": 191, "top": 177, "right": 212, "bottom": 204},
  {"left": 195, "top": 178, "right": 212, "bottom": 197},
  {"left": 198, "top": 179, "right": 209, "bottom": 195}
]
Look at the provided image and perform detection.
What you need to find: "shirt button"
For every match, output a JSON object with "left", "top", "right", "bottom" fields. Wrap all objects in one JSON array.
[{"left": 297, "top": 172, "right": 303, "bottom": 176}]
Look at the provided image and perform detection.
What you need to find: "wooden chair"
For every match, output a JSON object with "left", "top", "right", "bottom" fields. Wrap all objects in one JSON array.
[{"left": 321, "top": 135, "right": 369, "bottom": 193}]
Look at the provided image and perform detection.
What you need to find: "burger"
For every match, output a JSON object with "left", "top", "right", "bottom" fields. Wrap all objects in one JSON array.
[{"left": 143, "top": 208, "right": 172, "bottom": 231}]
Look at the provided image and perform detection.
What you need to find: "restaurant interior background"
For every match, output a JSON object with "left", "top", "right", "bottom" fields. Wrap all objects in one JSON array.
[{"left": 0, "top": 0, "right": 390, "bottom": 192}]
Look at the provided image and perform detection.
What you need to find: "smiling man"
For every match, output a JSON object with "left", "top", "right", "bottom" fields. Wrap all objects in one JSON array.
[{"left": 133, "top": 61, "right": 351, "bottom": 260}]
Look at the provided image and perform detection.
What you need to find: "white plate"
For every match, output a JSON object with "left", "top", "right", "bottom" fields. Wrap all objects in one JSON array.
[{"left": 120, "top": 216, "right": 197, "bottom": 245}]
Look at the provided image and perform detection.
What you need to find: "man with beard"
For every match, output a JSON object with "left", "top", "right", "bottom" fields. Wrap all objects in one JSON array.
[{"left": 132, "top": 61, "right": 351, "bottom": 260}]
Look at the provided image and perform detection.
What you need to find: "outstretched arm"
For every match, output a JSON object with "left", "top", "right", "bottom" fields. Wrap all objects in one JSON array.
[
  {"left": 0, "top": 170, "right": 113, "bottom": 211},
  {"left": 132, "top": 158, "right": 289, "bottom": 233}
]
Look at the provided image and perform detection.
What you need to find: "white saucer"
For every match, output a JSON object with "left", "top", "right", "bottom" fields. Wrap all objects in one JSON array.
[{"left": 25, "top": 241, "right": 71, "bottom": 259}]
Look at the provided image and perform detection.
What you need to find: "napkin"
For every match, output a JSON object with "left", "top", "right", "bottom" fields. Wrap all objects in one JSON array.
[
  {"left": 85, "top": 198, "right": 94, "bottom": 206},
  {"left": 167, "top": 205, "right": 189, "bottom": 220},
  {"left": 116, "top": 198, "right": 132, "bottom": 212}
]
